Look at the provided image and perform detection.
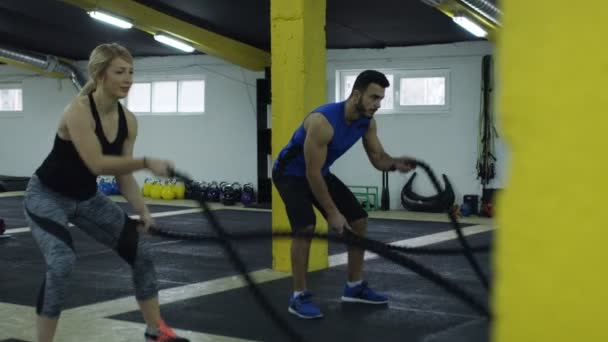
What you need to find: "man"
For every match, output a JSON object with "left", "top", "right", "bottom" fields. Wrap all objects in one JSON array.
[{"left": 272, "top": 70, "right": 417, "bottom": 319}]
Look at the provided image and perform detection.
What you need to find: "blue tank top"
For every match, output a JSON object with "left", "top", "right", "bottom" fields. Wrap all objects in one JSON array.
[{"left": 273, "top": 101, "right": 371, "bottom": 177}]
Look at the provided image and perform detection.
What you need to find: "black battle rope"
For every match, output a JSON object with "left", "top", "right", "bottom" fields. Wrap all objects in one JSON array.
[
  {"left": 150, "top": 224, "right": 491, "bottom": 318},
  {"left": 415, "top": 161, "right": 490, "bottom": 290},
  {"left": 148, "top": 228, "right": 490, "bottom": 255},
  {"left": 162, "top": 166, "right": 490, "bottom": 341},
  {"left": 165, "top": 171, "right": 306, "bottom": 342}
]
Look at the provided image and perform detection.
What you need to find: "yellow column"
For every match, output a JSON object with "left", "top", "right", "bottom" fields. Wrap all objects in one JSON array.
[
  {"left": 495, "top": 1, "right": 608, "bottom": 342},
  {"left": 271, "top": 0, "right": 328, "bottom": 272}
]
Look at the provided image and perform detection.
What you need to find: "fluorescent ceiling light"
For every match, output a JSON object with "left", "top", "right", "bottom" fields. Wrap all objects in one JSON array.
[
  {"left": 453, "top": 16, "right": 487, "bottom": 38},
  {"left": 88, "top": 10, "right": 133, "bottom": 29},
  {"left": 154, "top": 33, "right": 195, "bottom": 53}
]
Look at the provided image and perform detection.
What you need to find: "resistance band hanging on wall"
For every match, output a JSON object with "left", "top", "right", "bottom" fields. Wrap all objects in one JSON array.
[{"left": 477, "top": 54, "right": 498, "bottom": 188}]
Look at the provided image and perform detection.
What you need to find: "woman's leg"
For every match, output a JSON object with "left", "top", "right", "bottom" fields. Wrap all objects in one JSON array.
[
  {"left": 23, "top": 176, "right": 77, "bottom": 342},
  {"left": 73, "top": 192, "right": 188, "bottom": 341}
]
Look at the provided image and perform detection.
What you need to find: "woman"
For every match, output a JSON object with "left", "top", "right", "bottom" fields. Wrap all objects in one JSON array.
[{"left": 23, "top": 43, "right": 189, "bottom": 342}]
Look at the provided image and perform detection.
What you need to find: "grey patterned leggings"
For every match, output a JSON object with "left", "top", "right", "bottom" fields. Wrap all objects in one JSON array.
[{"left": 23, "top": 175, "right": 158, "bottom": 318}]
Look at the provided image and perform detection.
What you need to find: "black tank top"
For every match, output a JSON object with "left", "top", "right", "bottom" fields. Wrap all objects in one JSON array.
[{"left": 35, "top": 93, "right": 128, "bottom": 200}]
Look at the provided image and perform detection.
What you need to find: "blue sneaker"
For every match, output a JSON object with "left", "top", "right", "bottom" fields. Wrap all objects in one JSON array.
[
  {"left": 341, "top": 281, "right": 389, "bottom": 304},
  {"left": 288, "top": 291, "right": 324, "bottom": 319}
]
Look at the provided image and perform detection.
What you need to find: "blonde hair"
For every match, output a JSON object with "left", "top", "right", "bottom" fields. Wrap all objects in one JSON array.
[{"left": 78, "top": 43, "right": 133, "bottom": 96}]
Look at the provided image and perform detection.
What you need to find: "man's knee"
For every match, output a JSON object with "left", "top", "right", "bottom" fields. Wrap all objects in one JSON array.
[{"left": 349, "top": 217, "right": 368, "bottom": 235}]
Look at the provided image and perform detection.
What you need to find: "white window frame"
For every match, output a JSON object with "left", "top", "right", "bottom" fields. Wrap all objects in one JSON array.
[
  {"left": 124, "top": 75, "right": 205, "bottom": 116},
  {"left": 336, "top": 68, "right": 451, "bottom": 115},
  {"left": 0, "top": 83, "right": 24, "bottom": 115}
]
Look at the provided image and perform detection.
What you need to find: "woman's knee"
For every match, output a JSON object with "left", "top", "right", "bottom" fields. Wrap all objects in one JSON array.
[{"left": 47, "top": 250, "right": 76, "bottom": 278}]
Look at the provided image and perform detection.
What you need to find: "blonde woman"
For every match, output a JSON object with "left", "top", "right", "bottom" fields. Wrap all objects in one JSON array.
[{"left": 23, "top": 43, "right": 189, "bottom": 342}]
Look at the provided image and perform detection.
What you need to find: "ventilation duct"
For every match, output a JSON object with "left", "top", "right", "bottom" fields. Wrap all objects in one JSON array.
[
  {"left": 458, "top": 0, "right": 501, "bottom": 26},
  {"left": 0, "top": 44, "right": 86, "bottom": 90}
]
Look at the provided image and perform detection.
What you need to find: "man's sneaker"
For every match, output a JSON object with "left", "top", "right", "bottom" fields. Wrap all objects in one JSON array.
[
  {"left": 144, "top": 319, "right": 190, "bottom": 342},
  {"left": 341, "top": 281, "right": 389, "bottom": 304},
  {"left": 288, "top": 291, "right": 324, "bottom": 319}
]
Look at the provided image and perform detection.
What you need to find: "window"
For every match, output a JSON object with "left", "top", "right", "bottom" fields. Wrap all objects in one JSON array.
[
  {"left": 341, "top": 72, "right": 394, "bottom": 111},
  {"left": 0, "top": 86, "right": 23, "bottom": 111},
  {"left": 178, "top": 80, "right": 205, "bottom": 113},
  {"left": 152, "top": 82, "right": 177, "bottom": 113},
  {"left": 337, "top": 69, "right": 450, "bottom": 114},
  {"left": 124, "top": 79, "right": 205, "bottom": 115},
  {"left": 126, "top": 83, "right": 151, "bottom": 112},
  {"left": 400, "top": 77, "right": 445, "bottom": 106}
]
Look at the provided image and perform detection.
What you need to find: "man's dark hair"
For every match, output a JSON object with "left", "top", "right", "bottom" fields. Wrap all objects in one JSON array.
[{"left": 351, "top": 70, "right": 390, "bottom": 95}]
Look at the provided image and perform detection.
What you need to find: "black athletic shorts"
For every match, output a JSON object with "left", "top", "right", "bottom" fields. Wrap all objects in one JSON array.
[{"left": 272, "top": 172, "right": 368, "bottom": 231}]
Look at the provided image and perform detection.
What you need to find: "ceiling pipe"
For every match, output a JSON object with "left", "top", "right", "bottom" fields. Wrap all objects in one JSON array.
[
  {"left": 0, "top": 44, "right": 86, "bottom": 90},
  {"left": 458, "top": 0, "right": 501, "bottom": 26}
]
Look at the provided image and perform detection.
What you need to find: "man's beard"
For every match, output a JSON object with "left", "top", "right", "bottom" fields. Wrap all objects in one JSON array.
[{"left": 355, "top": 98, "right": 367, "bottom": 116}]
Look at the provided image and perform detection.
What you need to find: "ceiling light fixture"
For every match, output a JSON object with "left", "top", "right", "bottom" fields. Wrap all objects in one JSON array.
[
  {"left": 88, "top": 10, "right": 133, "bottom": 29},
  {"left": 453, "top": 15, "right": 487, "bottom": 38},
  {"left": 154, "top": 33, "right": 196, "bottom": 53}
]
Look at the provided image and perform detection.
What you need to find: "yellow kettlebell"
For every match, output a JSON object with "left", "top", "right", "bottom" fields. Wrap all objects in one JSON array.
[
  {"left": 174, "top": 181, "right": 185, "bottom": 199},
  {"left": 170, "top": 179, "right": 179, "bottom": 197},
  {"left": 142, "top": 178, "right": 152, "bottom": 197},
  {"left": 161, "top": 180, "right": 175, "bottom": 200},
  {"left": 150, "top": 181, "right": 163, "bottom": 199}
]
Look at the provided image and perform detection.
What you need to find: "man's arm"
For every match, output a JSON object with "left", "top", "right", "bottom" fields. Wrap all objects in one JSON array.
[
  {"left": 362, "top": 119, "right": 396, "bottom": 171},
  {"left": 303, "top": 113, "right": 339, "bottom": 216}
]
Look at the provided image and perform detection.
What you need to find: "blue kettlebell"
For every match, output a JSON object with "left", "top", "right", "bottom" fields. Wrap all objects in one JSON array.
[
  {"left": 241, "top": 183, "right": 255, "bottom": 205},
  {"left": 460, "top": 202, "right": 472, "bottom": 217},
  {"left": 111, "top": 178, "right": 120, "bottom": 195},
  {"left": 97, "top": 178, "right": 111, "bottom": 196}
]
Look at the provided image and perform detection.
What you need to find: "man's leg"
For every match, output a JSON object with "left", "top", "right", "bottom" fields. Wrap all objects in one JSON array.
[
  {"left": 274, "top": 175, "right": 323, "bottom": 319},
  {"left": 291, "top": 226, "right": 314, "bottom": 292},
  {"left": 323, "top": 174, "right": 388, "bottom": 305},
  {"left": 347, "top": 217, "right": 368, "bottom": 282}
]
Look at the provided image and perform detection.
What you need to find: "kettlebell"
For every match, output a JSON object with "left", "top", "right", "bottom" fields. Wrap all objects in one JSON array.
[
  {"left": 241, "top": 183, "right": 255, "bottom": 205},
  {"left": 142, "top": 178, "right": 152, "bottom": 197},
  {"left": 174, "top": 181, "right": 185, "bottom": 199},
  {"left": 102, "top": 177, "right": 113, "bottom": 195},
  {"left": 150, "top": 181, "right": 163, "bottom": 199},
  {"left": 161, "top": 180, "right": 175, "bottom": 200},
  {"left": 461, "top": 202, "right": 472, "bottom": 217},
  {"left": 111, "top": 177, "right": 120, "bottom": 195}
]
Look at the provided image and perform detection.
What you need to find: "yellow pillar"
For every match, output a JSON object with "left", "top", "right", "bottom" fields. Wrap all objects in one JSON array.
[
  {"left": 495, "top": 1, "right": 608, "bottom": 341},
  {"left": 270, "top": 0, "right": 328, "bottom": 272}
]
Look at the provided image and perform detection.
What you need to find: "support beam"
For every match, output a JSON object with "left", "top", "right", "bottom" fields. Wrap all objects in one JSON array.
[
  {"left": 61, "top": 0, "right": 270, "bottom": 71},
  {"left": 271, "top": 0, "right": 328, "bottom": 272},
  {"left": 495, "top": 1, "right": 608, "bottom": 341},
  {"left": 431, "top": 0, "right": 498, "bottom": 42}
]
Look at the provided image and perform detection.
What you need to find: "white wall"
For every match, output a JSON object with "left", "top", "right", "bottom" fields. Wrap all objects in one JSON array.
[
  {"left": 325, "top": 41, "right": 507, "bottom": 208},
  {"left": 1, "top": 41, "right": 508, "bottom": 208},
  {"left": 0, "top": 54, "right": 262, "bottom": 188},
  {"left": 0, "top": 73, "right": 74, "bottom": 176}
]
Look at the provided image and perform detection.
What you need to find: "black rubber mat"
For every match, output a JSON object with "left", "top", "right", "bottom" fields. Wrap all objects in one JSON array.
[
  {"left": 0, "top": 195, "right": 193, "bottom": 229},
  {"left": 111, "top": 232, "right": 493, "bottom": 342},
  {"left": 0, "top": 204, "right": 487, "bottom": 319},
  {"left": 0, "top": 210, "right": 272, "bottom": 309}
]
